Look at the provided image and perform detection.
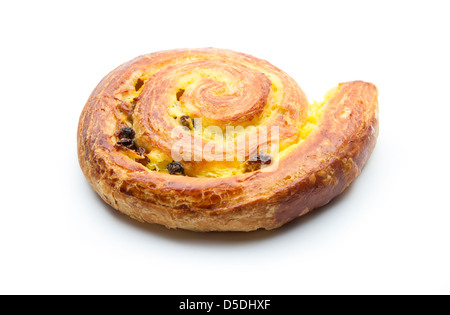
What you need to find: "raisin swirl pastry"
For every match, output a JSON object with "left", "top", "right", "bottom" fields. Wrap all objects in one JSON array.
[{"left": 78, "top": 48, "right": 378, "bottom": 231}]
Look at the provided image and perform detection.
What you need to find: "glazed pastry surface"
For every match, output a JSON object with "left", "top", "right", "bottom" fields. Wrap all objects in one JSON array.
[{"left": 78, "top": 48, "right": 379, "bottom": 231}]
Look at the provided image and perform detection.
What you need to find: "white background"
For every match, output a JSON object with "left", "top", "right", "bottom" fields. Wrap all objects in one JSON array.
[{"left": 1, "top": 0, "right": 449, "bottom": 294}]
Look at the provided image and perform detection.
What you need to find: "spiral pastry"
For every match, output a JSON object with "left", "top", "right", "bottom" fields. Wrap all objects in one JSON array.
[{"left": 78, "top": 48, "right": 378, "bottom": 231}]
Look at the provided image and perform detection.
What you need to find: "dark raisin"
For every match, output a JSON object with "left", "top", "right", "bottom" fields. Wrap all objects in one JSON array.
[
  {"left": 179, "top": 115, "right": 194, "bottom": 130},
  {"left": 257, "top": 153, "right": 272, "bottom": 165},
  {"left": 245, "top": 153, "right": 272, "bottom": 172},
  {"left": 167, "top": 161, "right": 185, "bottom": 175},
  {"left": 117, "top": 127, "right": 135, "bottom": 140},
  {"left": 115, "top": 138, "right": 135, "bottom": 149},
  {"left": 135, "top": 78, "right": 144, "bottom": 91},
  {"left": 176, "top": 89, "right": 185, "bottom": 101}
]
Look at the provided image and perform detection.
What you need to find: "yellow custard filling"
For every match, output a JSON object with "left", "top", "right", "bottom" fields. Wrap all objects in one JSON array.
[{"left": 115, "top": 73, "right": 338, "bottom": 178}]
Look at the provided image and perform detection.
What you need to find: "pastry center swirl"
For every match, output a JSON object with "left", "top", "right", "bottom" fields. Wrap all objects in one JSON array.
[{"left": 176, "top": 61, "right": 271, "bottom": 124}]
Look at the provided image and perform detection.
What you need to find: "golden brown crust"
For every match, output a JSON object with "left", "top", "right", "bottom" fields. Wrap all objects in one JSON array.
[{"left": 77, "top": 48, "right": 378, "bottom": 231}]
